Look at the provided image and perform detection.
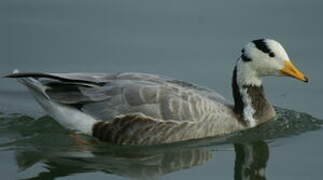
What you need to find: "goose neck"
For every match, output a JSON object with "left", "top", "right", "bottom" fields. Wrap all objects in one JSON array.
[{"left": 232, "top": 65, "right": 274, "bottom": 127}]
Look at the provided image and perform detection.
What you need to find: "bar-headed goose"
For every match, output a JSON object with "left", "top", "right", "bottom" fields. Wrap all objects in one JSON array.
[{"left": 6, "top": 39, "right": 308, "bottom": 145}]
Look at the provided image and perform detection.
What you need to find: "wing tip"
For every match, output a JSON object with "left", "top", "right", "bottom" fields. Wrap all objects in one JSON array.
[{"left": 3, "top": 69, "right": 20, "bottom": 78}]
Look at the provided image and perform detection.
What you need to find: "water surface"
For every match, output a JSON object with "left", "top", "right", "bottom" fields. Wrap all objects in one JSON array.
[{"left": 1, "top": 0, "right": 323, "bottom": 179}]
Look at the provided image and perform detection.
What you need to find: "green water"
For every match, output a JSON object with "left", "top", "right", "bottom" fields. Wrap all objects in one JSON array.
[{"left": 1, "top": 0, "right": 323, "bottom": 179}]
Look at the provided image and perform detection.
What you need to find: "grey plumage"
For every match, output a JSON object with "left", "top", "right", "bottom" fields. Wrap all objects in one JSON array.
[
  {"left": 13, "top": 72, "right": 230, "bottom": 122},
  {"left": 6, "top": 72, "right": 247, "bottom": 144}
]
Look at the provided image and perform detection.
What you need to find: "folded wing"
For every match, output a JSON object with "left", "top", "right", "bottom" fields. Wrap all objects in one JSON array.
[{"left": 7, "top": 72, "right": 230, "bottom": 122}]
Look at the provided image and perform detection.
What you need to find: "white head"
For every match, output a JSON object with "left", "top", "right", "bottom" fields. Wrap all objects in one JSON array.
[{"left": 237, "top": 39, "right": 308, "bottom": 86}]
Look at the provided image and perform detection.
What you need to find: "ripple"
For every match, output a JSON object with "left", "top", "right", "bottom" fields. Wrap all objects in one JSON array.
[
  {"left": 0, "top": 106, "right": 321, "bottom": 150},
  {"left": 0, "top": 107, "right": 322, "bottom": 179}
]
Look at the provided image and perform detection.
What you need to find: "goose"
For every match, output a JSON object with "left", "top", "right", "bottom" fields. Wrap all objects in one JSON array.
[{"left": 5, "top": 39, "right": 308, "bottom": 145}]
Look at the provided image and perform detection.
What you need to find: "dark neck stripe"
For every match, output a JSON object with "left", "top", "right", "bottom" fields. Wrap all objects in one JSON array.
[
  {"left": 244, "top": 85, "right": 270, "bottom": 123},
  {"left": 232, "top": 66, "right": 244, "bottom": 114}
]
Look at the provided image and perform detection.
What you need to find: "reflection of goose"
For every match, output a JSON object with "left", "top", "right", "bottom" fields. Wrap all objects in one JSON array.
[
  {"left": 6, "top": 39, "right": 308, "bottom": 145},
  {"left": 234, "top": 142, "right": 269, "bottom": 180},
  {"left": 13, "top": 137, "right": 269, "bottom": 180},
  {"left": 15, "top": 149, "right": 213, "bottom": 179}
]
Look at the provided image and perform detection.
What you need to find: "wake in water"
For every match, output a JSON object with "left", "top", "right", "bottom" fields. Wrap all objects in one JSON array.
[{"left": 0, "top": 107, "right": 322, "bottom": 179}]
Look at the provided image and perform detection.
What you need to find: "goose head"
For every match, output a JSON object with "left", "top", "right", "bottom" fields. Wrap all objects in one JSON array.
[
  {"left": 232, "top": 39, "right": 308, "bottom": 127},
  {"left": 237, "top": 38, "right": 308, "bottom": 86}
]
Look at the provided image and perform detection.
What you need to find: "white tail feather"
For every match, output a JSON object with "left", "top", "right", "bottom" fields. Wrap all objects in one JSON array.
[{"left": 12, "top": 72, "right": 97, "bottom": 135}]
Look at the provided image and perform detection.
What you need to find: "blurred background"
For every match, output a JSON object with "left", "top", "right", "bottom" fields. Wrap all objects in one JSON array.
[
  {"left": 1, "top": 0, "right": 323, "bottom": 179},
  {"left": 1, "top": 0, "right": 322, "bottom": 116}
]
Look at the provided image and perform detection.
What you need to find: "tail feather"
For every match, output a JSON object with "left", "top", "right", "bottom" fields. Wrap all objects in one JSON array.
[
  {"left": 5, "top": 70, "right": 49, "bottom": 99},
  {"left": 5, "top": 70, "right": 98, "bottom": 135},
  {"left": 5, "top": 71, "right": 103, "bottom": 86}
]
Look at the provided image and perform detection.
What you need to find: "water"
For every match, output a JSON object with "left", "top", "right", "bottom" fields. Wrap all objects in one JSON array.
[
  {"left": 1, "top": 0, "right": 323, "bottom": 179},
  {"left": 0, "top": 108, "right": 322, "bottom": 180}
]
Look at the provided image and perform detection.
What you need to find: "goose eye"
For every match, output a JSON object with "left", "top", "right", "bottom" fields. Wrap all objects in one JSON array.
[{"left": 269, "top": 52, "right": 275, "bottom": 57}]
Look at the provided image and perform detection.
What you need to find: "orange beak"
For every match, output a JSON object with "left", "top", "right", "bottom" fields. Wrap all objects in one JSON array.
[{"left": 280, "top": 61, "right": 308, "bottom": 82}]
